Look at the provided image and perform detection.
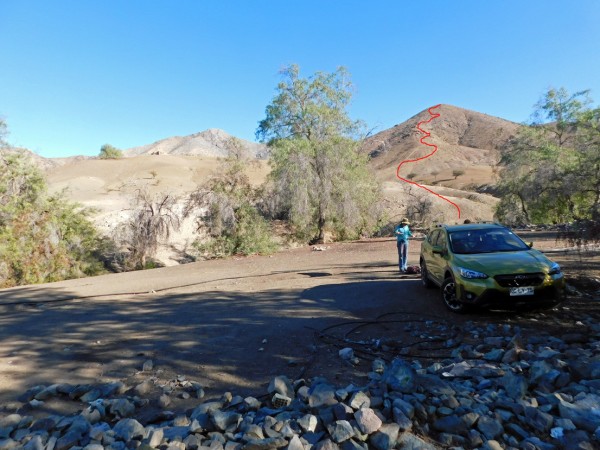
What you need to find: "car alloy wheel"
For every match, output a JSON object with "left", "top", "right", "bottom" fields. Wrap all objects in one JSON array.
[{"left": 441, "top": 277, "right": 466, "bottom": 313}]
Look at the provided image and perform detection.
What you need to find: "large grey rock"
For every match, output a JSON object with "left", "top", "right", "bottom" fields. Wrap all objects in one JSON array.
[
  {"left": 108, "top": 399, "right": 135, "bottom": 418},
  {"left": 432, "top": 415, "right": 467, "bottom": 435},
  {"left": 392, "top": 398, "right": 414, "bottom": 419},
  {"left": 313, "top": 438, "right": 340, "bottom": 450},
  {"left": 56, "top": 431, "right": 81, "bottom": 450},
  {"left": 308, "top": 383, "right": 338, "bottom": 408},
  {"left": 0, "top": 438, "right": 18, "bottom": 449},
  {"left": 349, "top": 391, "right": 370, "bottom": 410},
  {"left": 23, "top": 435, "right": 44, "bottom": 450},
  {"left": 298, "top": 414, "right": 318, "bottom": 433},
  {"left": 383, "top": 358, "right": 416, "bottom": 393},
  {"left": 499, "top": 372, "right": 528, "bottom": 399},
  {"left": 212, "top": 410, "right": 242, "bottom": 432},
  {"left": 327, "top": 420, "right": 354, "bottom": 443},
  {"left": 396, "top": 432, "right": 439, "bottom": 450},
  {"left": 558, "top": 394, "right": 600, "bottom": 432},
  {"left": 524, "top": 406, "right": 554, "bottom": 433},
  {"left": 476, "top": 416, "right": 503, "bottom": 440},
  {"left": 144, "top": 428, "right": 164, "bottom": 447},
  {"left": 340, "top": 439, "right": 368, "bottom": 450},
  {"left": 354, "top": 408, "right": 381, "bottom": 435},
  {"left": 162, "top": 426, "right": 190, "bottom": 441},
  {"left": 268, "top": 376, "right": 295, "bottom": 400},
  {"left": 287, "top": 435, "right": 305, "bottom": 450},
  {"left": 0, "top": 414, "right": 22, "bottom": 429},
  {"left": 113, "top": 418, "right": 145, "bottom": 441},
  {"left": 529, "top": 361, "right": 554, "bottom": 384},
  {"left": 392, "top": 408, "right": 412, "bottom": 431},
  {"left": 369, "top": 423, "right": 400, "bottom": 450}
]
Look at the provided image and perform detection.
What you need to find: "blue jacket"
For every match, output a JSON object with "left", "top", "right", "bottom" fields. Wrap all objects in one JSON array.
[{"left": 395, "top": 224, "right": 412, "bottom": 242}]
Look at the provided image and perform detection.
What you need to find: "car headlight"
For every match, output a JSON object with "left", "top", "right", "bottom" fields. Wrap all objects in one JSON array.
[
  {"left": 549, "top": 263, "right": 561, "bottom": 275},
  {"left": 458, "top": 267, "right": 489, "bottom": 279}
]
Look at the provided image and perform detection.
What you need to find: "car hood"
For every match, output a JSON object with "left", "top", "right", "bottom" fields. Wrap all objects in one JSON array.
[{"left": 454, "top": 250, "right": 553, "bottom": 276}]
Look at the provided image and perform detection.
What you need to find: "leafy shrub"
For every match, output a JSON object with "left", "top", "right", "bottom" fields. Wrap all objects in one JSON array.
[
  {"left": 186, "top": 146, "right": 278, "bottom": 259},
  {"left": 0, "top": 151, "right": 104, "bottom": 287},
  {"left": 99, "top": 144, "right": 123, "bottom": 159}
]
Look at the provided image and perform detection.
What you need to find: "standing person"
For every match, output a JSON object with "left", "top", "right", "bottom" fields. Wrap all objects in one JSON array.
[{"left": 395, "top": 218, "right": 412, "bottom": 272}]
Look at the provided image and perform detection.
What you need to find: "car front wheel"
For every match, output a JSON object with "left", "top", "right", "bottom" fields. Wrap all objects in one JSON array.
[
  {"left": 420, "top": 260, "right": 435, "bottom": 288},
  {"left": 441, "top": 277, "right": 468, "bottom": 313}
]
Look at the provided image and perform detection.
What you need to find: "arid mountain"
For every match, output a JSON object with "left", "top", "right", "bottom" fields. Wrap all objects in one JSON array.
[
  {"left": 124, "top": 128, "right": 268, "bottom": 159},
  {"left": 366, "top": 104, "right": 520, "bottom": 184},
  {"left": 15, "top": 105, "right": 526, "bottom": 264}
]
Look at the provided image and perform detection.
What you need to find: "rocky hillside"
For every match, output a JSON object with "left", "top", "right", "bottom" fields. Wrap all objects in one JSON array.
[
  {"left": 124, "top": 128, "right": 268, "bottom": 159},
  {"left": 366, "top": 104, "right": 520, "bottom": 184}
]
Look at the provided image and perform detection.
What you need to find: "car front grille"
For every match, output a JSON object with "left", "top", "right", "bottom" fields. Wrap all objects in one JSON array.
[{"left": 494, "top": 273, "right": 545, "bottom": 287}]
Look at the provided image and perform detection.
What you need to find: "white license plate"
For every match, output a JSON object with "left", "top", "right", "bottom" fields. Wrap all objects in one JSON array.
[{"left": 510, "top": 286, "right": 534, "bottom": 296}]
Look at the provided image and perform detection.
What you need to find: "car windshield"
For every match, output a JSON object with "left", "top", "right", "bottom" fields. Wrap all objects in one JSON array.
[{"left": 448, "top": 228, "right": 530, "bottom": 254}]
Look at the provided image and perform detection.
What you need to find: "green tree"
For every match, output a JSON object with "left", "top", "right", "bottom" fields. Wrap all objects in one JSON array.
[
  {"left": 0, "top": 151, "right": 103, "bottom": 287},
  {"left": 452, "top": 169, "right": 465, "bottom": 179},
  {"left": 99, "top": 144, "right": 123, "bottom": 159},
  {"left": 185, "top": 146, "right": 277, "bottom": 258},
  {"left": 496, "top": 88, "right": 599, "bottom": 234},
  {"left": 256, "top": 64, "right": 381, "bottom": 242},
  {"left": 406, "top": 172, "right": 417, "bottom": 180}
]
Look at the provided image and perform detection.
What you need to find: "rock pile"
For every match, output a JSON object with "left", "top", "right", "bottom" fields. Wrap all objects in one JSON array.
[{"left": 1, "top": 319, "right": 599, "bottom": 449}]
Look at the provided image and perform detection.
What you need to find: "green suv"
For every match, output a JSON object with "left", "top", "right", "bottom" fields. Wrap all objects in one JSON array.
[{"left": 420, "top": 223, "right": 566, "bottom": 313}]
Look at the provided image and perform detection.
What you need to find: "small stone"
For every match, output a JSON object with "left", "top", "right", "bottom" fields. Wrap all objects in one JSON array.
[
  {"left": 339, "top": 348, "right": 354, "bottom": 360},
  {"left": 158, "top": 394, "right": 171, "bottom": 408},
  {"left": 482, "top": 440, "right": 504, "bottom": 450},
  {"left": 173, "top": 415, "right": 190, "bottom": 426},
  {"left": 142, "top": 360, "right": 153, "bottom": 372},
  {"left": 134, "top": 380, "right": 153, "bottom": 396}
]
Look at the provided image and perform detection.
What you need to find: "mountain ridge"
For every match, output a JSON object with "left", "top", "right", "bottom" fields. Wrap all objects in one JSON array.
[
  {"left": 124, "top": 128, "right": 269, "bottom": 159},
  {"left": 365, "top": 104, "right": 520, "bottom": 182}
]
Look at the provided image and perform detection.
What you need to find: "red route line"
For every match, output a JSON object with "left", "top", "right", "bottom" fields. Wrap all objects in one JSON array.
[{"left": 396, "top": 104, "right": 461, "bottom": 219}]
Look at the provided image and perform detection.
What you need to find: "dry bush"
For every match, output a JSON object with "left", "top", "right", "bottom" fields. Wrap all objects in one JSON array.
[{"left": 113, "top": 190, "right": 181, "bottom": 270}]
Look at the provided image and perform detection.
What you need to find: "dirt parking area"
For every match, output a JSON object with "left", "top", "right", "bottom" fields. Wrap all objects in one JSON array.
[{"left": 0, "top": 231, "right": 598, "bottom": 417}]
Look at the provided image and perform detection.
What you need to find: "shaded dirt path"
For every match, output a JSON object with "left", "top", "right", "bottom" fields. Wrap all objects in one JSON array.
[{"left": 0, "top": 234, "right": 598, "bottom": 416}]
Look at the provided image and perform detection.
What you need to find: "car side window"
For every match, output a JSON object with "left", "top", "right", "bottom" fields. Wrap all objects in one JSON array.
[{"left": 437, "top": 231, "right": 447, "bottom": 250}]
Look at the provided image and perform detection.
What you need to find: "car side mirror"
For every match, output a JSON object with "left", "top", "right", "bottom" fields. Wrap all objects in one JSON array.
[{"left": 528, "top": 242, "right": 533, "bottom": 248}]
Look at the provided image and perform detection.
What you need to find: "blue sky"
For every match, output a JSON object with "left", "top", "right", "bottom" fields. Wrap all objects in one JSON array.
[{"left": 1, "top": 1, "right": 599, "bottom": 158}]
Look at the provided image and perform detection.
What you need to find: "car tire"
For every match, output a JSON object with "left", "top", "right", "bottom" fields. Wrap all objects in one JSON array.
[
  {"left": 441, "top": 277, "right": 468, "bottom": 313},
  {"left": 420, "top": 260, "right": 435, "bottom": 288}
]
